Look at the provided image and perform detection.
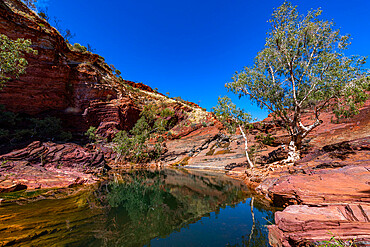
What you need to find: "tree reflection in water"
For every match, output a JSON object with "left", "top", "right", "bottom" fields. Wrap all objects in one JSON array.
[
  {"left": 0, "top": 168, "right": 275, "bottom": 247},
  {"left": 226, "top": 199, "right": 275, "bottom": 247},
  {"left": 92, "top": 169, "right": 274, "bottom": 247}
]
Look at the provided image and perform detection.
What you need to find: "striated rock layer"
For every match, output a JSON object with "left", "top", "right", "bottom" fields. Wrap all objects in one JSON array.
[
  {"left": 268, "top": 204, "right": 370, "bottom": 247},
  {"left": 0, "top": 141, "right": 107, "bottom": 190},
  {"left": 259, "top": 137, "right": 370, "bottom": 207},
  {"left": 0, "top": 0, "right": 130, "bottom": 132}
]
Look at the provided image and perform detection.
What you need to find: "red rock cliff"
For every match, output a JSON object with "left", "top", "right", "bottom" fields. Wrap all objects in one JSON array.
[{"left": 0, "top": 0, "right": 128, "bottom": 130}]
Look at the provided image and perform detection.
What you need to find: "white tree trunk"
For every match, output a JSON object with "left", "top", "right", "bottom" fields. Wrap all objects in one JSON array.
[
  {"left": 239, "top": 125, "right": 254, "bottom": 168},
  {"left": 285, "top": 140, "right": 300, "bottom": 164}
]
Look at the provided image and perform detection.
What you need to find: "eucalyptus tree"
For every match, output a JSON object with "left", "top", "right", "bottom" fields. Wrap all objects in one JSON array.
[
  {"left": 227, "top": 1, "right": 369, "bottom": 163},
  {"left": 212, "top": 96, "right": 254, "bottom": 168},
  {"left": 0, "top": 34, "right": 37, "bottom": 89}
]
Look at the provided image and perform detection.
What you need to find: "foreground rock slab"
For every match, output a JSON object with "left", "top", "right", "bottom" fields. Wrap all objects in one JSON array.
[
  {"left": 267, "top": 165, "right": 370, "bottom": 207},
  {"left": 268, "top": 204, "right": 370, "bottom": 246},
  {"left": 0, "top": 141, "right": 107, "bottom": 191},
  {"left": 259, "top": 138, "right": 370, "bottom": 207},
  {"left": 227, "top": 137, "right": 370, "bottom": 246}
]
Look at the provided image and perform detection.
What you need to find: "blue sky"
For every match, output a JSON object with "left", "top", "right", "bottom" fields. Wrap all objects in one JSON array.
[{"left": 38, "top": 0, "right": 370, "bottom": 120}]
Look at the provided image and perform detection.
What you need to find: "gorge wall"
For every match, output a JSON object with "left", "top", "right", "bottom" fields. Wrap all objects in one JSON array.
[{"left": 0, "top": 0, "right": 129, "bottom": 131}]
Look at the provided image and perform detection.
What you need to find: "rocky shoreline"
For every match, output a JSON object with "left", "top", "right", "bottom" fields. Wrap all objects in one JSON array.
[
  {"left": 0, "top": 1, "right": 369, "bottom": 246},
  {"left": 0, "top": 126, "right": 368, "bottom": 246},
  {"left": 0, "top": 108, "right": 368, "bottom": 246}
]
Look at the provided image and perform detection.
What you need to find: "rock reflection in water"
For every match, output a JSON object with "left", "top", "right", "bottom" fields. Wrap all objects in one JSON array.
[{"left": 0, "top": 168, "right": 274, "bottom": 246}]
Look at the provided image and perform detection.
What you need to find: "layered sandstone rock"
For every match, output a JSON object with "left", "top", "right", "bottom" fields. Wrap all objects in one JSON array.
[
  {"left": 254, "top": 137, "right": 370, "bottom": 207},
  {"left": 0, "top": 0, "right": 122, "bottom": 131},
  {"left": 269, "top": 204, "right": 370, "bottom": 247},
  {"left": 84, "top": 98, "right": 141, "bottom": 139},
  {"left": 0, "top": 141, "right": 107, "bottom": 190}
]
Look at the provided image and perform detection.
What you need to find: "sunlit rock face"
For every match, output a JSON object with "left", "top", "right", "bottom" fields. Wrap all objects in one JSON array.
[
  {"left": 0, "top": 0, "right": 123, "bottom": 131},
  {"left": 268, "top": 204, "right": 370, "bottom": 247}
]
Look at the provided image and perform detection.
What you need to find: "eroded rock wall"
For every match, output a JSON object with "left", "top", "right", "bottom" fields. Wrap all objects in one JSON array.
[{"left": 0, "top": 0, "right": 120, "bottom": 130}]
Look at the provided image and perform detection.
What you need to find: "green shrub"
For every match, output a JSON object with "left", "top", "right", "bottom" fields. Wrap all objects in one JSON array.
[
  {"left": 113, "top": 118, "right": 162, "bottom": 163},
  {"left": 112, "top": 104, "right": 178, "bottom": 163},
  {"left": 85, "top": 126, "right": 98, "bottom": 142},
  {"left": 0, "top": 106, "right": 18, "bottom": 126},
  {"left": 255, "top": 133, "right": 275, "bottom": 146},
  {"left": 12, "top": 129, "right": 35, "bottom": 142},
  {"left": 0, "top": 107, "right": 72, "bottom": 145},
  {"left": 72, "top": 43, "right": 87, "bottom": 53},
  {"left": 31, "top": 117, "right": 72, "bottom": 141},
  {"left": 160, "top": 108, "right": 174, "bottom": 118}
]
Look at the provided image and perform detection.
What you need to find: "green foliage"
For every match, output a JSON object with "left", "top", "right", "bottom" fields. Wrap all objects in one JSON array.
[
  {"left": 0, "top": 34, "right": 37, "bottom": 89},
  {"left": 30, "top": 117, "right": 71, "bottom": 141},
  {"left": 226, "top": 1, "right": 369, "bottom": 155},
  {"left": 141, "top": 104, "right": 176, "bottom": 133},
  {"left": 109, "top": 64, "right": 122, "bottom": 77},
  {"left": 107, "top": 174, "right": 168, "bottom": 221},
  {"left": 255, "top": 133, "right": 275, "bottom": 147},
  {"left": 0, "top": 106, "right": 18, "bottom": 126},
  {"left": 115, "top": 69, "right": 121, "bottom": 76},
  {"left": 160, "top": 108, "right": 175, "bottom": 118},
  {"left": 113, "top": 131, "right": 138, "bottom": 161},
  {"left": 247, "top": 145, "right": 258, "bottom": 162},
  {"left": 72, "top": 43, "right": 87, "bottom": 53},
  {"left": 0, "top": 107, "right": 72, "bottom": 145},
  {"left": 113, "top": 129, "right": 161, "bottom": 163},
  {"left": 172, "top": 96, "right": 184, "bottom": 102},
  {"left": 212, "top": 96, "right": 253, "bottom": 134},
  {"left": 316, "top": 235, "right": 357, "bottom": 247},
  {"left": 228, "top": 2, "right": 368, "bottom": 116},
  {"left": 11, "top": 129, "right": 34, "bottom": 142},
  {"left": 131, "top": 117, "right": 151, "bottom": 137},
  {"left": 85, "top": 126, "right": 98, "bottom": 142},
  {"left": 0, "top": 129, "right": 10, "bottom": 140},
  {"left": 113, "top": 104, "right": 177, "bottom": 163}
]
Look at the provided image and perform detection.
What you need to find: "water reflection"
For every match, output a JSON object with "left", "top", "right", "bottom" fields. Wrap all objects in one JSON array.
[{"left": 0, "top": 169, "right": 274, "bottom": 246}]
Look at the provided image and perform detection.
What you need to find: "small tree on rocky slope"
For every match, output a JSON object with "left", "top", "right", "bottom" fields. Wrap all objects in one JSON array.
[
  {"left": 212, "top": 96, "right": 254, "bottom": 168},
  {"left": 226, "top": 2, "right": 369, "bottom": 163},
  {"left": 0, "top": 34, "right": 37, "bottom": 89}
]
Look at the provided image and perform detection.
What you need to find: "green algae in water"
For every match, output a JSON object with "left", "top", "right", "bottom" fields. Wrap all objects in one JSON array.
[{"left": 0, "top": 169, "right": 275, "bottom": 246}]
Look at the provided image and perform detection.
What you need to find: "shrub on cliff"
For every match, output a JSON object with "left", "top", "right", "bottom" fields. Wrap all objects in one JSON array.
[
  {"left": 0, "top": 34, "right": 37, "bottom": 89},
  {"left": 113, "top": 104, "right": 176, "bottom": 163},
  {"left": 225, "top": 1, "right": 369, "bottom": 163},
  {"left": 72, "top": 43, "right": 87, "bottom": 53},
  {"left": 113, "top": 118, "right": 162, "bottom": 163},
  {"left": 85, "top": 126, "right": 98, "bottom": 142}
]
